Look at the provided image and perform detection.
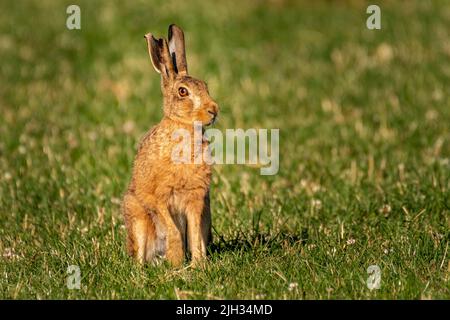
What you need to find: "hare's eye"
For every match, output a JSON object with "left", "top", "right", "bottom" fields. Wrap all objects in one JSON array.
[{"left": 178, "top": 87, "right": 189, "bottom": 97}]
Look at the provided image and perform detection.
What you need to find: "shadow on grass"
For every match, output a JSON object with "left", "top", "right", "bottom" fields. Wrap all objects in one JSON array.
[{"left": 208, "top": 228, "right": 309, "bottom": 254}]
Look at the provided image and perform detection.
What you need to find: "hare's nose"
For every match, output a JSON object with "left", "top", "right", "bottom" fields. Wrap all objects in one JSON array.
[{"left": 207, "top": 101, "right": 219, "bottom": 116}]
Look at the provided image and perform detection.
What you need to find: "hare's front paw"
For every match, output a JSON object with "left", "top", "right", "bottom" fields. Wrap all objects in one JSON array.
[
  {"left": 166, "top": 235, "right": 184, "bottom": 267},
  {"left": 190, "top": 255, "right": 207, "bottom": 269}
]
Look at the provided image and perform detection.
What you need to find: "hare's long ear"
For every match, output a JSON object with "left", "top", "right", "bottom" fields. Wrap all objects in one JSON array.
[
  {"left": 144, "top": 33, "right": 175, "bottom": 79},
  {"left": 168, "top": 24, "right": 188, "bottom": 75}
]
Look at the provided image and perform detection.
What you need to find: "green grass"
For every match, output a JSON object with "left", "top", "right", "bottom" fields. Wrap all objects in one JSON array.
[{"left": 0, "top": 0, "right": 449, "bottom": 299}]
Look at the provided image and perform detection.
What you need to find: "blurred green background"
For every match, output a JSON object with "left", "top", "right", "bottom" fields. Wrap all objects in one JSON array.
[{"left": 0, "top": 0, "right": 449, "bottom": 299}]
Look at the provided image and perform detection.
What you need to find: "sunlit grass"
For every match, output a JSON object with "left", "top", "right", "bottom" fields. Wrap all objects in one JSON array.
[{"left": 0, "top": 0, "right": 449, "bottom": 299}]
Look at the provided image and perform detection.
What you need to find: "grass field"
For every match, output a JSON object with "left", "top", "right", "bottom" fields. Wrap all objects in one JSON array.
[{"left": 0, "top": 0, "right": 449, "bottom": 299}]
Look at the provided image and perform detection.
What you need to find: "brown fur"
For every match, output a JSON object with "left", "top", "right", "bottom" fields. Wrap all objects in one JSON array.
[{"left": 122, "top": 25, "right": 219, "bottom": 266}]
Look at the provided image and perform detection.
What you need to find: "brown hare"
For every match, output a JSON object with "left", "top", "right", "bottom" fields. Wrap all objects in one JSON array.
[{"left": 122, "top": 25, "right": 219, "bottom": 267}]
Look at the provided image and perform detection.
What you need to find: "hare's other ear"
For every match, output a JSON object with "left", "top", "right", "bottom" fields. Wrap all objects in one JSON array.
[
  {"left": 144, "top": 33, "right": 175, "bottom": 78},
  {"left": 168, "top": 24, "right": 188, "bottom": 75},
  {"left": 145, "top": 33, "right": 163, "bottom": 74}
]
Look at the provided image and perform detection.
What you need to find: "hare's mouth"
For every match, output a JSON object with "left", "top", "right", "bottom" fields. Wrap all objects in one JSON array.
[
  {"left": 206, "top": 112, "right": 218, "bottom": 126},
  {"left": 206, "top": 118, "right": 217, "bottom": 126}
]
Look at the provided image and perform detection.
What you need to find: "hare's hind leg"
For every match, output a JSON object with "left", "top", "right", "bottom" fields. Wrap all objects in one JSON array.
[
  {"left": 135, "top": 193, "right": 185, "bottom": 267},
  {"left": 122, "top": 193, "right": 157, "bottom": 264}
]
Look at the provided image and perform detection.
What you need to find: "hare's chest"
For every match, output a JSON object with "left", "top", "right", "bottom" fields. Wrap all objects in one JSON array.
[
  {"left": 166, "top": 162, "right": 210, "bottom": 203},
  {"left": 169, "top": 163, "right": 211, "bottom": 190}
]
